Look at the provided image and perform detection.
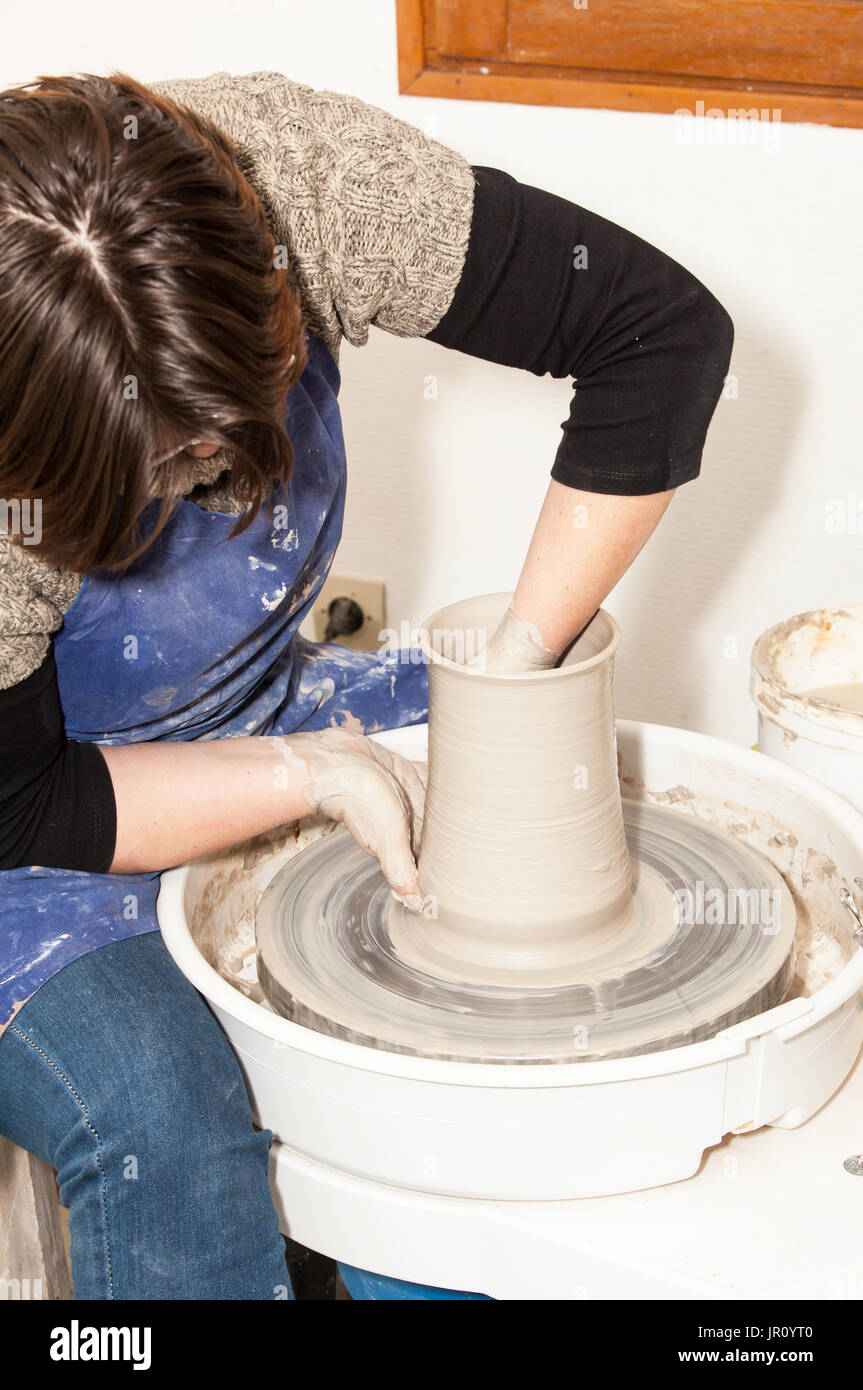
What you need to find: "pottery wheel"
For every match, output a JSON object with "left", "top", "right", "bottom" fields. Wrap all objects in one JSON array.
[{"left": 256, "top": 800, "right": 798, "bottom": 1063}]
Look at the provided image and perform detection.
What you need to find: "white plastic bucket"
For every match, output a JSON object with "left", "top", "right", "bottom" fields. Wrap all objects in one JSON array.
[{"left": 751, "top": 605, "right": 863, "bottom": 814}]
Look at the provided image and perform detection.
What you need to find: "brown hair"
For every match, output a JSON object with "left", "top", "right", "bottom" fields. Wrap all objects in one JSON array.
[{"left": 0, "top": 71, "right": 307, "bottom": 572}]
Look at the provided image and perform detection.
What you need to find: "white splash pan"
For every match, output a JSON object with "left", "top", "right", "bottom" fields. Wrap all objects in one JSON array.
[{"left": 157, "top": 720, "right": 863, "bottom": 1201}]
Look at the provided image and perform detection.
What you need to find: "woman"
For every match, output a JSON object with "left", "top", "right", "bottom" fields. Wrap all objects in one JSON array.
[{"left": 0, "top": 69, "right": 732, "bottom": 1298}]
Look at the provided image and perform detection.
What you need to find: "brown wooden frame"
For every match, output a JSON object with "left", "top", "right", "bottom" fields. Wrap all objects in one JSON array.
[{"left": 397, "top": 0, "right": 863, "bottom": 129}]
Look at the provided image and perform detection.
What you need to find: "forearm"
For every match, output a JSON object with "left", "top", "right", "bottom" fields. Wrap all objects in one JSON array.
[
  {"left": 101, "top": 736, "right": 312, "bottom": 873},
  {"left": 426, "top": 166, "right": 730, "bottom": 668},
  {"left": 511, "top": 480, "right": 676, "bottom": 655},
  {"left": 100, "top": 731, "right": 426, "bottom": 906}
]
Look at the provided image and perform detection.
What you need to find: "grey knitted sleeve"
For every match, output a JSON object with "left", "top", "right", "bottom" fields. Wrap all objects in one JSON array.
[
  {"left": 0, "top": 538, "right": 81, "bottom": 692},
  {"left": 149, "top": 70, "right": 478, "bottom": 360}
]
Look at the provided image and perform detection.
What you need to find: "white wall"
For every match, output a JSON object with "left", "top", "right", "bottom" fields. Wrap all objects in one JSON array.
[{"left": 4, "top": 0, "right": 861, "bottom": 745}]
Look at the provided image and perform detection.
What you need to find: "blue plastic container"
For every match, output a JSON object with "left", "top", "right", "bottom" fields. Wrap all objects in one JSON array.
[{"left": 337, "top": 1263, "right": 494, "bottom": 1301}]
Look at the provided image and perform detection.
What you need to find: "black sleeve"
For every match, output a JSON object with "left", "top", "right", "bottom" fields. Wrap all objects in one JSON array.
[
  {"left": 425, "top": 165, "right": 734, "bottom": 495},
  {"left": 0, "top": 647, "right": 117, "bottom": 872}
]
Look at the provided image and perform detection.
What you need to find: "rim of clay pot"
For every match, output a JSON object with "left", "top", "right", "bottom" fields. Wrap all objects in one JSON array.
[{"left": 418, "top": 592, "right": 621, "bottom": 680}]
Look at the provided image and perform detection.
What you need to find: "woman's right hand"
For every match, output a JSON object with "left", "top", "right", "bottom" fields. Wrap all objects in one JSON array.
[{"left": 277, "top": 729, "right": 428, "bottom": 911}]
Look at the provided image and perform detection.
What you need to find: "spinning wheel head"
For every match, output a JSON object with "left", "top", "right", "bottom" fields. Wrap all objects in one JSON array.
[{"left": 256, "top": 800, "right": 797, "bottom": 1064}]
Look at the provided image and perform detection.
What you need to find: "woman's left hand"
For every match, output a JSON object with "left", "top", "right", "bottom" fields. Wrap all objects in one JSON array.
[{"left": 281, "top": 729, "right": 428, "bottom": 911}]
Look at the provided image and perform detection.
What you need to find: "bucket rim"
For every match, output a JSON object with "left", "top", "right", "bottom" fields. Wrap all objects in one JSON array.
[{"left": 751, "top": 605, "right": 863, "bottom": 739}]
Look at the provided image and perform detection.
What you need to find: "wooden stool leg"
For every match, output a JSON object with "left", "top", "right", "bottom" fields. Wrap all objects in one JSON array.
[{"left": 0, "top": 1135, "right": 73, "bottom": 1300}]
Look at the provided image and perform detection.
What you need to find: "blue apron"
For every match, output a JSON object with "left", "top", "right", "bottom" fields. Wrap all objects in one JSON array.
[{"left": 0, "top": 331, "right": 428, "bottom": 1032}]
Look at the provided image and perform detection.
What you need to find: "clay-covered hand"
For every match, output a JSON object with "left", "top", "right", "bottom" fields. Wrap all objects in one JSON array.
[
  {"left": 279, "top": 730, "right": 427, "bottom": 911},
  {"left": 469, "top": 604, "right": 562, "bottom": 675}
]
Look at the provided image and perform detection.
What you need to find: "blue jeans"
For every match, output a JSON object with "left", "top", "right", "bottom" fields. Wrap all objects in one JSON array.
[{"left": 0, "top": 933, "right": 292, "bottom": 1300}]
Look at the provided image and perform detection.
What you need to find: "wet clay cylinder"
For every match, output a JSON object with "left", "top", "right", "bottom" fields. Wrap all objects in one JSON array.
[{"left": 416, "top": 593, "right": 634, "bottom": 967}]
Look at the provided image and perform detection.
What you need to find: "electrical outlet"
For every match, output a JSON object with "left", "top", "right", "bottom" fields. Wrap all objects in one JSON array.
[{"left": 303, "top": 575, "right": 386, "bottom": 651}]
